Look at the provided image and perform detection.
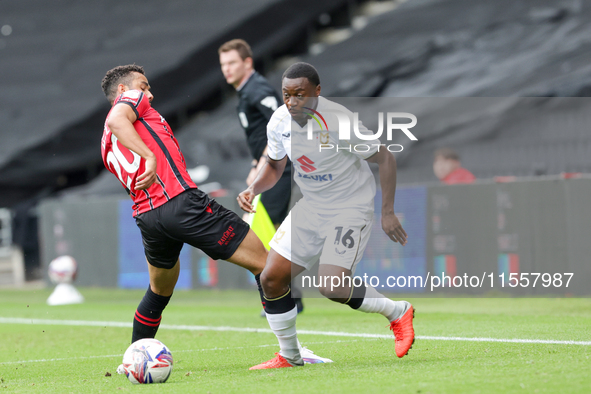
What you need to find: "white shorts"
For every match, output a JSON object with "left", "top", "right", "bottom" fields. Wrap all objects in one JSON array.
[{"left": 270, "top": 200, "right": 373, "bottom": 273}]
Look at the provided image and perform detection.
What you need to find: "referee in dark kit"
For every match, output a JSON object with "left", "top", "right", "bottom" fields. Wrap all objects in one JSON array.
[{"left": 219, "top": 39, "right": 303, "bottom": 313}]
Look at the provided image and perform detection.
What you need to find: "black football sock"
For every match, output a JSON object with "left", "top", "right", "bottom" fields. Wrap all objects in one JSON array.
[
  {"left": 344, "top": 282, "right": 367, "bottom": 310},
  {"left": 131, "top": 286, "right": 172, "bottom": 343},
  {"left": 264, "top": 287, "right": 296, "bottom": 314},
  {"left": 254, "top": 273, "right": 266, "bottom": 309},
  {"left": 290, "top": 282, "right": 304, "bottom": 313}
]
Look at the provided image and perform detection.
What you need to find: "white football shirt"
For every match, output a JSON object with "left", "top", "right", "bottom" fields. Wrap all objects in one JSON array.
[{"left": 267, "top": 96, "right": 381, "bottom": 212}]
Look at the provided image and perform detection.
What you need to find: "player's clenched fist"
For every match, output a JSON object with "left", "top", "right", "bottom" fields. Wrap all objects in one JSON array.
[{"left": 238, "top": 188, "right": 256, "bottom": 213}]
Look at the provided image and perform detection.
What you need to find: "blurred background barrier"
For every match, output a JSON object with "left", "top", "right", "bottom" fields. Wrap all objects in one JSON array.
[
  {"left": 0, "top": 248, "right": 25, "bottom": 288},
  {"left": 37, "top": 195, "right": 254, "bottom": 290},
  {"left": 0, "top": 208, "right": 25, "bottom": 287},
  {"left": 38, "top": 176, "right": 591, "bottom": 296}
]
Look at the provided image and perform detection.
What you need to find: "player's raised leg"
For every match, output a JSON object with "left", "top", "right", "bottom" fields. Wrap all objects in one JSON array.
[
  {"left": 226, "top": 228, "right": 268, "bottom": 305},
  {"left": 318, "top": 264, "right": 415, "bottom": 358},
  {"left": 226, "top": 228, "right": 266, "bottom": 275}
]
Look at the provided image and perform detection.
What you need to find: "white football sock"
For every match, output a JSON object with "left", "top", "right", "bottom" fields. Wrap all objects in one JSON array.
[
  {"left": 265, "top": 306, "right": 303, "bottom": 366},
  {"left": 357, "top": 286, "right": 407, "bottom": 322}
]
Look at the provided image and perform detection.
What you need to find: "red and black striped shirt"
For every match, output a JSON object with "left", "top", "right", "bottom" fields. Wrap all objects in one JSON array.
[{"left": 101, "top": 90, "right": 197, "bottom": 216}]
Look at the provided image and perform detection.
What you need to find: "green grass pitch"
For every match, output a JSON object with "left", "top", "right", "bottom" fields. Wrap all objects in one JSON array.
[{"left": 1, "top": 288, "right": 590, "bottom": 393}]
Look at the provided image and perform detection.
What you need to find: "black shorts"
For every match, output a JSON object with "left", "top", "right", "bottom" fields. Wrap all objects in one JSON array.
[
  {"left": 261, "top": 168, "right": 292, "bottom": 224},
  {"left": 135, "top": 188, "right": 249, "bottom": 269}
]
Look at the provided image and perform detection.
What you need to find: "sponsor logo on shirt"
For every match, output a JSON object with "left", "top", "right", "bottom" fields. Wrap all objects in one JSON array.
[
  {"left": 296, "top": 155, "right": 316, "bottom": 173},
  {"left": 296, "top": 171, "right": 333, "bottom": 182},
  {"left": 294, "top": 156, "right": 333, "bottom": 181}
]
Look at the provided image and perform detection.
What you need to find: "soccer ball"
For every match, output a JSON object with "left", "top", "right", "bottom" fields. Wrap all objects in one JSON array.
[
  {"left": 48, "top": 255, "right": 77, "bottom": 284},
  {"left": 121, "top": 338, "right": 173, "bottom": 384}
]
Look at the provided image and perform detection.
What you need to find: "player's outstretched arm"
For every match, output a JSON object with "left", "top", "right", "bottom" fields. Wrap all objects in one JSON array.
[
  {"left": 107, "top": 104, "right": 157, "bottom": 191},
  {"left": 366, "top": 149, "right": 408, "bottom": 245},
  {"left": 246, "top": 146, "right": 270, "bottom": 186},
  {"left": 237, "top": 155, "right": 287, "bottom": 213}
]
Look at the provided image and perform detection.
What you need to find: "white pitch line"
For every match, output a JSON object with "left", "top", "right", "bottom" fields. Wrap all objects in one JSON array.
[
  {"left": 414, "top": 336, "right": 591, "bottom": 346},
  {"left": 0, "top": 339, "right": 360, "bottom": 366},
  {"left": 2, "top": 317, "right": 590, "bottom": 346},
  {"left": 0, "top": 343, "right": 281, "bottom": 365},
  {"left": 0, "top": 353, "right": 124, "bottom": 365}
]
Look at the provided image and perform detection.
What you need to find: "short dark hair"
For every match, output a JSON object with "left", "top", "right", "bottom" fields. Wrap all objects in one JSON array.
[
  {"left": 434, "top": 147, "right": 460, "bottom": 161},
  {"left": 282, "top": 62, "right": 320, "bottom": 86},
  {"left": 101, "top": 64, "right": 145, "bottom": 102},
  {"left": 218, "top": 39, "right": 253, "bottom": 60}
]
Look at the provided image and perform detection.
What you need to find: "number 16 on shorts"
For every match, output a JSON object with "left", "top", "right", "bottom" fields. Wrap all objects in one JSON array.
[
  {"left": 334, "top": 227, "right": 356, "bottom": 251},
  {"left": 321, "top": 223, "right": 369, "bottom": 271}
]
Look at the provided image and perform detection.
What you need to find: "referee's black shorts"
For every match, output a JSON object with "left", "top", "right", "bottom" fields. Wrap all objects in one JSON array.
[
  {"left": 261, "top": 167, "right": 292, "bottom": 224},
  {"left": 135, "top": 188, "right": 249, "bottom": 269}
]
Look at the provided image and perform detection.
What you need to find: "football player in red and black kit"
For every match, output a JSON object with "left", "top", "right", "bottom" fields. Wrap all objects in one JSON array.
[
  {"left": 102, "top": 65, "right": 330, "bottom": 369},
  {"left": 100, "top": 65, "right": 270, "bottom": 346}
]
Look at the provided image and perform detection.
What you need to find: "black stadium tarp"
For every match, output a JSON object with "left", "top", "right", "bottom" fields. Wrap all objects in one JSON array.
[
  {"left": 5, "top": 0, "right": 591, "bottom": 206},
  {"left": 0, "top": 0, "right": 356, "bottom": 207},
  {"left": 171, "top": 0, "right": 591, "bottom": 189},
  {"left": 261, "top": 0, "right": 591, "bottom": 182},
  {"left": 0, "top": 0, "right": 281, "bottom": 206}
]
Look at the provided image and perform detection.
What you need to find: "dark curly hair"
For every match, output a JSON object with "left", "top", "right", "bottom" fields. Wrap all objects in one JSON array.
[
  {"left": 282, "top": 62, "right": 320, "bottom": 86},
  {"left": 101, "top": 64, "right": 145, "bottom": 103}
]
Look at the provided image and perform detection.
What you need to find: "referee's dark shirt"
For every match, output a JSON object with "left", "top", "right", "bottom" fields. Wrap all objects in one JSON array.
[
  {"left": 236, "top": 71, "right": 283, "bottom": 161},
  {"left": 237, "top": 71, "right": 291, "bottom": 223}
]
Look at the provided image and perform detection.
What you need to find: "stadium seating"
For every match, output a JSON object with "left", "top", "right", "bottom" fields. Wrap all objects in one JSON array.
[
  {"left": 1, "top": 0, "right": 361, "bottom": 206},
  {"left": 155, "top": 0, "right": 591, "bottom": 188},
  {"left": 252, "top": 0, "right": 591, "bottom": 183}
]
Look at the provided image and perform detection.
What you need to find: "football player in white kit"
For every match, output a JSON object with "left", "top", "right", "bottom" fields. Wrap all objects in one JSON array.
[{"left": 238, "top": 63, "right": 413, "bottom": 370}]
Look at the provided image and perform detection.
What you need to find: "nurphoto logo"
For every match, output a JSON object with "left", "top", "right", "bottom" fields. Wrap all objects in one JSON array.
[{"left": 304, "top": 107, "right": 418, "bottom": 153}]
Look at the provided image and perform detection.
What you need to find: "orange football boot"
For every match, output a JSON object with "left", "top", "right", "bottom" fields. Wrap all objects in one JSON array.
[
  {"left": 389, "top": 303, "right": 415, "bottom": 358},
  {"left": 249, "top": 353, "right": 294, "bottom": 370}
]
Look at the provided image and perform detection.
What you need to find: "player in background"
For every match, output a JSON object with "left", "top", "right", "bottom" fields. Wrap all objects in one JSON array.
[
  {"left": 219, "top": 39, "right": 303, "bottom": 314},
  {"left": 99, "top": 65, "right": 329, "bottom": 369},
  {"left": 238, "top": 63, "right": 414, "bottom": 369},
  {"left": 219, "top": 39, "right": 290, "bottom": 222}
]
